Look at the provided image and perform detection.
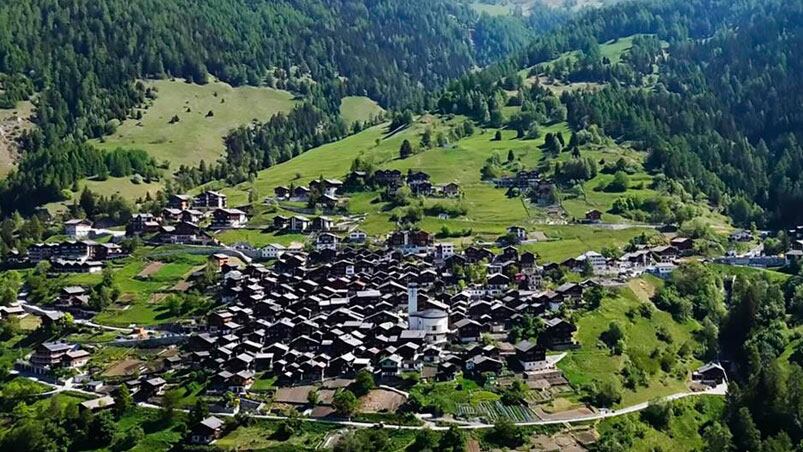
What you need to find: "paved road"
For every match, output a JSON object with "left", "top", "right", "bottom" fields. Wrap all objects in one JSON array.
[{"left": 137, "top": 383, "right": 727, "bottom": 431}]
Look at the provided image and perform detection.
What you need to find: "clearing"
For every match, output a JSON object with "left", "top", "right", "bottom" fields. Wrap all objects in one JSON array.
[
  {"left": 45, "top": 176, "right": 164, "bottom": 214},
  {"left": 0, "top": 99, "right": 34, "bottom": 176},
  {"left": 340, "top": 96, "right": 384, "bottom": 126},
  {"left": 92, "top": 78, "right": 296, "bottom": 168}
]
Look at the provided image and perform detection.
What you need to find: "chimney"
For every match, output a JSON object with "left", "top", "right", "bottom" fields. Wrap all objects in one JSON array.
[{"left": 407, "top": 283, "right": 418, "bottom": 315}]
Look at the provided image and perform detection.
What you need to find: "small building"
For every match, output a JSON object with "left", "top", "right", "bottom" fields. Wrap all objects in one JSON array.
[
  {"left": 212, "top": 208, "right": 248, "bottom": 229},
  {"left": 585, "top": 209, "right": 603, "bottom": 223},
  {"left": 442, "top": 182, "right": 460, "bottom": 197},
  {"left": 507, "top": 225, "right": 527, "bottom": 242},
  {"left": 64, "top": 219, "right": 92, "bottom": 239},
  {"left": 316, "top": 233, "right": 339, "bottom": 251},
  {"left": 348, "top": 230, "right": 367, "bottom": 243},
  {"left": 195, "top": 191, "right": 227, "bottom": 210},
  {"left": 289, "top": 216, "right": 311, "bottom": 233},
  {"left": 261, "top": 244, "right": 286, "bottom": 260},
  {"left": 312, "top": 216, "right": 334, "bottom": 232},
  {"left": 274, "top": 186, "right": 290, "bottom": 200},
  {"left": 515, "top": 340, "right": 547, "bottom": 371},
  {"left": 168, "top": 194, "right": 193, "bottom": 210},
  {"left": 79, "top": 396, "right": 115, "bottom": 413},
  {"left": 190, "top": 416, "right": 225, "bottom": 445},
  {"left": 692, "top": 362, "right": 727, "bottom": 385}
]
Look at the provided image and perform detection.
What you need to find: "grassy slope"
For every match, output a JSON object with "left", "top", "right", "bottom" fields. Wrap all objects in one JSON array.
[
  {"left": 63, "top": 248, "right": 208, "bottom": 326},
  {"left": 45, "top": 177, "right": 164, "bottom": 215},
  {"left": 0, "top": 99, "right": 34, "bottom": 177},
  {"left": 340, "top": 96, "right": 384, "bottom": 125},
  {"left": 92, "top": 79, "right": 296, "bottom": 168},
  {"left": 597, "top": 396, "right": 725, "bottom": 451},
  {"left": 559, "top": 278, "right": 702, "bottom": 407}
]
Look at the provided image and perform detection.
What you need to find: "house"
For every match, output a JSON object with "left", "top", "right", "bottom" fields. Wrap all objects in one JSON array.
[
  {"left": 585, "top": 209, "right": 603, "bottom": 223},
  {"left": 433, "top": 242, "right": 455, "bottom": 263},
  {"left": 650, "top": 245, "right": 679, "bottom": 263},
  {"left": 168, "top": 194, "right": 193, "bottom": 210},
  {"left": 670, "top": 237, "right": 694, "bottom": 256},
  {"left": 386, "top": 230, "right": 433, "bottom": 255},
  {"left": 274, "top": 186, "right": 290, "bottom": 200},
  {"left": 540, "top": 318, "right": 576, "bottom": 349},
  {"left": 579, "top": 251, "right": 607, "bottom": 272},
  {"left": 30, "top": 342, "right": 73, "bottom": 368},
  {"left": 647, "top": 263, "right": 676, "bottom": 280},
  {"left": 507, "top": 225, "right": 527, "bottom": 242},
  {"left": 79, "top": 396, "right": 115, "bottom": 412},
  {"left": 693, "top": 362, "right": 727, "bottom": 385},
  {"left": 515, "top": 340, "right": 547, "bottom": 371},
  {"left": 180, "top": 209, "right": 204, "bottom": 224},
  {"left": 159, "top": 221, "right": 217, "bottom": 245},
  {"left": 128, "top": 213, "right": 161, "bottom": 234},
  {"left": 64, "top": 219, "right": 92, "bottom": 239},
  {"left": 261, "top": 244, "right": 286, "bottom": 259},
  {"left": 195, "top": 191, "right": 227, "bottom": 210},
  {"left": 289, "top": 216, "right": 311, "bottom": 233},
  {"left": 442, "top": 183, "right": 460, "bottom": 197},
  {"left": 312, "top": 216, "right": 334, "bottom": 232},
  {"left": 161, "top": 208, "right": 183, "bottom": 223},
  {"left": 729, "top": 230, "right": 753, "bottom": 242},
  {"left": 56, "top": 286, "right": 89, "bottom": 309},
  {"left": 348, "top": 230, "right": 367, "bottom": 243},
  {"left": 191, "top": 416, "right": 225, "bottom": 445},
  {"left": 212, "top": 208, "right": 248, "bottom": 229},
  {"left": 50, "top": 259, "right": 103, "bottom": 274},
  {"left": 292, "top": 186, "right": 310, "bottom": 201},
  {"left": 316, "top": 233, "right": 339, "bottom": 251},
  {"left": 374, "top": 169, "right": 403, "bottom": 187}
]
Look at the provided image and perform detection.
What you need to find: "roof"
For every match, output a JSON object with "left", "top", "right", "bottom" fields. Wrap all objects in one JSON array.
[{"left": 200, "top": 416, "right": 225, "bottom": 430}]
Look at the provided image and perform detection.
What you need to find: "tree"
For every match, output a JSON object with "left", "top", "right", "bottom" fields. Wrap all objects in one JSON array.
[
  {"left": 410, "top": 428, "right": 440, "bottom": 451},
  {"left": 399, "top": 139, "right": 413, "bottom": 159},
  {"left": 353, "top": 369, "right": 375, "bottom": 397},
  {"left": 641, "top": 400, "right": 672, "bottom": 429},
  {"left": 493, "top": 130, "right": 502, "bottom": 141},
  {"left": 487, "top": 419, "right": 524, "bottom": 448},
  {"left": 333, "top": 389, "right": 358, "bottom": 417},
  {"left": 161, "top": 388, "right": 182, "bottom": 421},
  {"left": 114, "top": 385, "right": 133, "bottom": 416},
  {"left": 702, "top": 422, "right": 733, "bottom": 452},
  {"left": 606, "top": 171, "right": 629, "bottom": 192},
  {"left": 600, "top": 322, "right": 625, "bottom": 353},
  {"left": 507, "top": 149, "right": 515, "bottom": 162},
  {"left": 307, "top": 388, "right": 319, "bottom": 406},
  {"left": 188, "top": 399, "right": 209, "bottom": 426},
  {"left": 438, "top": 426, "right": 466, "bottom": 452}
]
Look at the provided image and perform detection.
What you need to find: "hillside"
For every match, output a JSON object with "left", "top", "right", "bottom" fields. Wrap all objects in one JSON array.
[{"left": 92, "top": 79, "right": 296, "bottom": 168}]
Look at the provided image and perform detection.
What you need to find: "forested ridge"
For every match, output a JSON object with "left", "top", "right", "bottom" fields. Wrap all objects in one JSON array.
[
  {"left": 0, "top": 0, "right": 534, "bottom": 215},
  {"left": 437, "top": 0, "right": 803, "bottom": 227}
]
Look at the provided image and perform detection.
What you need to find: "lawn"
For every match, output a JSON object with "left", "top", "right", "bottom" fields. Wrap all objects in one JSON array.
[
  {"left": 92, "top": 78, "right": 296, "bottom": 168},
  {"left": 558, "top": 282, "right": 702, "bottom": 407},
  {"left": 340, "top": 96, "right": 384, "bottom": 126}
]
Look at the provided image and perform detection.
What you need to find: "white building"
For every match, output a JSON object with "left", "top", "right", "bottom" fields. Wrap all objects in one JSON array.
[
  {"left": 407, "top": 284, "right": 449, "bottom": 344},
  {"left": 260, "top": 244, "right": 286, "bottom": 259},
  {"left": 65, "top": 219, "right": 92, "bottom": 239},
  {"left": 432, "top": 242, "right": 455, "bottom": 262},
  {"left": 579, "top": 251, "right": 607, "bottom": 272}
]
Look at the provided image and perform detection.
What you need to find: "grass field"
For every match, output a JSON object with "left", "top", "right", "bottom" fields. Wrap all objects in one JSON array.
[
  {"left": 340, "top": 96, "right": 384, "bottom": 126},
  {"left": 409, "top": 376, "right": 500, "bottom": 414},
  {"left": 63, "top": 249, "right": 208, "bottom": 326},
  {"left": 519, "top": 225, "right": 655, "bottom": 263},
  {"left": 92, "top": 79, "right": 296, "bottom": 168},
  {"left": 45, "top": 176, "right": 164, "bottom": 214},
  {"left": 216, "top": 421, "right": 334, "bottom": 450},
  {"left": 559, "top": 280, "right": 702, "bottom": 407}
]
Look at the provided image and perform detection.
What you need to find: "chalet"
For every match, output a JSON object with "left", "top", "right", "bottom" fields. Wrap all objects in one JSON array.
[
  {"left": 273, "top": 215, "right": 290, "bottom": 230},
  {"left": 274, "top": 186, "right": 290, "bottom": 200},
  {"left": 442, "top": 182, "right": 460, "bottom": 197},
  {"left": 348, "top": 230, "right": 367, "bottom": 243},
  {"left": 584, "top": 209, "right": 603, "bottom": 223},
  {"left": 486, "top": 273, "right": 510, "bottom": 293},
  {"left": 374, "top": 169, "right": 403, "bottom": 187},
  {"left": 312, "top": 216, "right": 334, "bottom": 232},
  {"left": 289, "top": 216, "right": 311, "bottom": 233},
  {"left": 692, "top": 362, "right": 727, "bottom": 385},
  {"left": 464, "top": 355, "right": 503, "bottom": 376},
  {"left": 316, "top": 233, "right": 339, "bottom": 251},
  {"left": 292, "top": 186, "right": 310, "bottom": 201},
  {"left": 143, "top": 377, "right": 167, "bottom": 395},
  {"left": 410, "top": 181, "right": 433, "bottom": 196},
  {"left": 212, "top": 208, "right": 248, "bottom": 229},
  {"left": 158, "top": 221, "right": 217, "bottom": 245},
  {"left": 647, "top": 263, "right": 676, "bottom": 280},
  {"left": 191, "top": 416, "right": 225, "bottom": 445},
  {"left": 195, "top": 191, "right": 227, "bottom": 210},
  {"left": 79, "top": 396, "right": 115, "bottom": 413},
  {"left": 29, "top": 342, "right": 89, "bottom": 372},
  {"left": 161, "top": 208, "right": 183, "bottom": 223},
  {"left": 181, "top": 209, "right": 204, "bottom": 224},
  {"left": 540, "top": 318, "right": 576, "bottom": 349},
  {"left": 168, "top": 194, "right": 193, "bottom": 210},
  {"left": 650, "top": 245, "right": 679, "bottom": 263},
  {"left": 507, "top": 225, "right": 527, "bottom": 242},
  {"left": 433, "top": 242, "right": 455, "bottom": 263},
  {"left": 56, "top": 286, "right": 89, "bottom": 310},
  {"left": 129, "top": 213, "right": 161, "bottom": 234},
  {"left": 50, "top": 259, "right": 103, "bottom": 274},
  {"left": 320, "top": 194, "right": 339, "bottom": 209},
  {"left": 729, "top": 230, "right": 753, "bottom": 242},
  {"left": 670, "top": 237, "right": 694, "bottom": 256},
  {"left": 453, "top": 318, "right": 483, "bottom": 343},
  {"left": 261, "top": 244, "right": 286, "bottom": 259},
  {"left": 386, "top": 230, "right": 433, "bottom": 255},
  {"left": 64, "top": 219, "right": 92, "bottom": 239},
  {"left": 514, "top": 340, "right": 547, "bottom": 371}
]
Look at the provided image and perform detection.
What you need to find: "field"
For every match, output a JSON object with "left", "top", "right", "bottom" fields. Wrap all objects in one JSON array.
[
  {"left": 216, "top": 421, "right": 334, "bottom": 451},
  {"left": 340, "top": 96, "right": 384, "bottom": 125},
  {"left": 408, "top": 377, "right": 500, "bottom": 414},
  {"left": 92, "top": 79, "right": 296, "bottom": 168},
  {"left": 62, "top": 248, "right": 208, "bottom": 326},
  {"left": 558, "top": 279, "right": 702, "bottom": 407},
  {"left": 45, "top": 176, "right": 164, "bottom": 214}
]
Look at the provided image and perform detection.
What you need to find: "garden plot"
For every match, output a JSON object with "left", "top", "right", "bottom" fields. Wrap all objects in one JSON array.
[{"left": 456, "top": 401, "right": 539, "bottom": 422}]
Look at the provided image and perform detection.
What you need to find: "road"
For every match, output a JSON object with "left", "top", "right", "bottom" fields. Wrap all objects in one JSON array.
[{"left": 133, "top": 382, "right": 727, "bottom": 431}]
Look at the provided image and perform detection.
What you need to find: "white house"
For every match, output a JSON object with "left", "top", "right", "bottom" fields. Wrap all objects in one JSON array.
[
  {"left": 348, "top": 230, "right": 367, "bottom": 243},
  {"left": 579, "top": 251, "right": 607, "bottom": 272},
  {"left": 65, "top": 219, "right": 93, "bottom": 239},
  {"left": 260, "top": 244, "right": 286, "bottom": 259}
]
